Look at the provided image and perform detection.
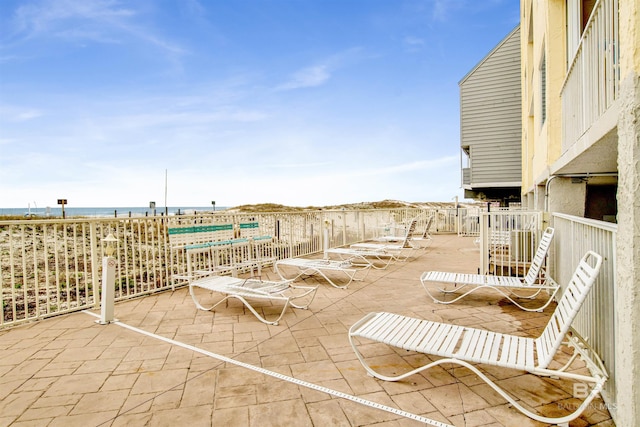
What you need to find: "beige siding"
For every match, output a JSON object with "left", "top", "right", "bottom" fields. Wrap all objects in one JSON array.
[{"left": 460, "top": 26, "right": 522, "bottom": 185}]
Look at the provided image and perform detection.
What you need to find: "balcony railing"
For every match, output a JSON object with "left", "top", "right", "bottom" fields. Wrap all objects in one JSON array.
[{"left": 561, "top": 0, "right": 619, "bottom": 151}]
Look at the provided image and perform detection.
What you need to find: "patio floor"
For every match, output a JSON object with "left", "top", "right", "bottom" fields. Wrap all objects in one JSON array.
[{"left": 0, "top": 234, "right": 614, "bottom": 427}]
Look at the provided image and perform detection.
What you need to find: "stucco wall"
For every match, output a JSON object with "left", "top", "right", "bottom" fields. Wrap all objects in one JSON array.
[
  {"left": 615, "top": 71, "right": 640, "bottom": 427},
  {"left": 614, "top": 1, "right": 640, "bottom": 423},
  {"left": 546, "top": 177, "right": 586, "bottom": 216},
  {"left": 619, "top": 0, "right": 640, "bottom": 75}
]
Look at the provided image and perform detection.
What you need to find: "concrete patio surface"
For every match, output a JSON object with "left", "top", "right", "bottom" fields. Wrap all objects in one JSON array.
[{"left": 0, "top": 234, "right": 614, "bottom": 426}]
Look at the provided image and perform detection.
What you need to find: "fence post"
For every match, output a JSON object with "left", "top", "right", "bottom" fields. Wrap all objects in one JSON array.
[
  {"left": 479, "top": 213, "right": 488, "bottom": 275},
  {"left": 89, "top": 222, "right": 100, "bottom": 309},
  {"left": 97, "top": 234, "right": 118, "bottom": 325},
  {"left": 323, "top": 219, "right": 330, "bottom": 260},
  {"left": 342, "top": 211, "right": 347, "bottom": 246}
]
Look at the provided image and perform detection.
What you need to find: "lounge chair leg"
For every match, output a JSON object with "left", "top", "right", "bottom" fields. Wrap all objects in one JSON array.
[{"left": 350, "top": 339, "right": 606, "bottom": 426}]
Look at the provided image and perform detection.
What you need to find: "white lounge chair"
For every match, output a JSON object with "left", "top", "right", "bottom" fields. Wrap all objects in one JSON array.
[
  {"left": 274, "top": 257, "right": 371, "bottom": 289},
  {"left": 349, "top": 251, "right": 607, "bottom": 426},
  {"left": 372, "top": 217, "right": 419, "bottom": 243},
  {"left": 421, "top": 227, "right": 556, "bottom": 311},
  {"left": 323, "top": 247, "right": 396, "bottom": 269},
  {"left": 189, "top": 274, "right": 317, "bottom": 325},
  {"left": 408, "top": 216, "right": 433, "bottom": 249},
  {"left": 350, "top": 218, "right": 419, "bottom": 259}
]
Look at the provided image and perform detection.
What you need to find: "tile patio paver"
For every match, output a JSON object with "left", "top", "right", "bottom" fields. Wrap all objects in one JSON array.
[{"left": 0, "top": 234, "right": 614, "bottom": 426}]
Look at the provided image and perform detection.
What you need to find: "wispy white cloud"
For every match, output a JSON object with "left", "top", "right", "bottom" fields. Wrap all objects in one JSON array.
[
  {"left": 180, "top": 0, "right": 206, "bottom": 21},
  {"left": 263, "top": 161, "right": 334, "bottom": 169},
  {"left": 322, "top": 157, "right": 458, "bottom": 180},
  {"left": 120, "top": 23, "right": 186, "bottom": 56},
  {"left": 403, "top": 35, "right": 425, "bottom": 52},
  {"left": 0, "top": 55, "right": 24, "bottom": 63},
  {"left": 430, "top": 0, "right": 509, "bottom": 22},
  {"left": 377, "top": 157, "right": 457, "bottom": 174},
  {"left": 54, "top": 28, "right": 121, "bottom": 44},
  {"left": 274, "top": 47, "right": 365, "bottom": 91},
  {"left": 12, "top": 0, "right": 135, "bottom": 38},
  {"left": 430, "top": 0, "right": 466, "bottom": 22},
  {"left": 404, "top": 36, "right": 425, "bottom": 46},
  {"left": 99, "top": 108, "right": 269, "bottom": 131},
  {"left": 7, "top": 0, "right": 185, "bottom": 55},
  {"left": 0, "top": 104, "right": 43, "bottom": 121},
  {"left": 275, "top": 64, "right": 331, "bottom": 91}
]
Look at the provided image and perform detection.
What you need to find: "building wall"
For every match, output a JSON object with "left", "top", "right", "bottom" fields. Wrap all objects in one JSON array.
[
  {"left": 520, "top": 0, "right": 566, "bottom": 195},
  {"left": 546, "top": 176, "right": 586, "bottom": 216},
  {"left": 616, "top": 71, "right": 640, "bottom": 427},
  {"left": 619, "top": 0, "right": 640, "bottom": 73},
  {"left": 545, "top": 0, "right": 566, "bottom": 166},
  {"left": 521, "top": 1, "right": 639, "bottom": 424},
  {"left": 615, "top": 0, "right": 640, "bottom": 424},
  {"left": 460, "top": 27, "right": 522, "bottom": 187}
]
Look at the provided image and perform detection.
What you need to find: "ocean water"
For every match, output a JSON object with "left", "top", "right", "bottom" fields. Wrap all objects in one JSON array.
[{"left": 0, "top": 206, "right": 226, "bottom": 218}]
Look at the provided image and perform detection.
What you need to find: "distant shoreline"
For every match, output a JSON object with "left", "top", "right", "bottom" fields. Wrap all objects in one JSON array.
[
  {"left": 1, "top": 200, "right": 481, "bottom": 219},
  {"left": 0, "top": 206, "right": 223, "bottom": 219}
]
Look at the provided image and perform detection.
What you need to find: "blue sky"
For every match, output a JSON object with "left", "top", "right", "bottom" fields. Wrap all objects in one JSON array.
[{"left": 0, "top": 0, "right": 519, "bottom": 208}]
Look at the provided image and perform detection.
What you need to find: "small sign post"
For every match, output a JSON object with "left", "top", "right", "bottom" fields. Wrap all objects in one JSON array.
[
  {"left": 57, "top": 199, "right": 67, "bottom": 219},
  {"left": 212, "top": 200, "right": 216, "bottom": 212}
]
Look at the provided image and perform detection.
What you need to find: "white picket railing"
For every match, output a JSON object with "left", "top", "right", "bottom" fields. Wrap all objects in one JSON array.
[
  {"left": 1, "top": 207, "right": 461, "bottom": 328},
  {"left": 478, "top": 211, "right": 544, "bottom": 277},
  {"left": 551, "top": 212, "right": 617, "bottom": 412}
]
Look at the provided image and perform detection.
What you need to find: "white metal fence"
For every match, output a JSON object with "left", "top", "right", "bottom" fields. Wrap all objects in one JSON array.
[
  {"left": 457, "top": 207, "right": 481, "bottom": 236},
  {"left": 478, "top": 211, "right": 544, "bottom": 277},
  {"left": 1, "top": 208, "right": 619, "bottom": 417},
  {"left": 1, "top": 207, "right": 460, "bottom": 328},
  {"left": 551, "top": 212, "right": 617, "bottom": 412}
]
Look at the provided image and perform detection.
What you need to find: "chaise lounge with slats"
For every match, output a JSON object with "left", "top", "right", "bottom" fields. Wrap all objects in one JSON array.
[
  {"left": 350, "top": 217, "right": 419, "bottom": 260},
  {"left": 421, "top": 227, "right": 557, "bottom": 311},
  {"left": 349, "top": 251, "right": 607, "bottom": 426},
  {"left": 274, "top": 257, "right": 371, "bottom": 289},
  {"left": 188, "top": 274, "right": 317, "bottom": 325},
  {"left": 323, "top": 246, "right": 397, "bottom": 269}
]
